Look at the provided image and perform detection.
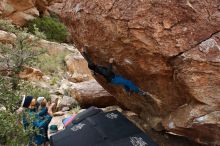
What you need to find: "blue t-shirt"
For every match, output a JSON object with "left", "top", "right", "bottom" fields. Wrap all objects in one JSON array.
[{"left": 23, "top": 108, "right": 52, "bottom": 145}]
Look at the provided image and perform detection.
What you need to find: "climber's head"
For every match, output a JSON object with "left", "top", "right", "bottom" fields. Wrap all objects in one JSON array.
[
  {"left": 37, "top": 96, "right": 47, "bottom": 107},
  {"left": 88, "top": 63, "right": 96, "bottom": 71},
  {"left": 21, "top": 96, "right": 36, "bottom": 109}
]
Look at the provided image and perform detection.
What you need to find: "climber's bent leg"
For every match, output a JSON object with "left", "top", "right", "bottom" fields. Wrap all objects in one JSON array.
[
  {"left": 124, "top": 85, "right": 130, "bottom": 92},
  {"left": 111, "top": 75, "right": 140, "bottom": 93}
]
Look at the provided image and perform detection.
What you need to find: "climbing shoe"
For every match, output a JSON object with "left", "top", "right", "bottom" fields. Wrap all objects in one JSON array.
[
  {"left": 128, "top": 91, "right": 132, "bottom": 96},
  {"left": 138, "top": 90, "right": 147, "bottom": 96}
]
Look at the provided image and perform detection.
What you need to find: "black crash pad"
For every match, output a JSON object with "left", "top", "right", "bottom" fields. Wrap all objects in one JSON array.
[{"left": 50, "top": 106, "right": 158, "bottom": 146}]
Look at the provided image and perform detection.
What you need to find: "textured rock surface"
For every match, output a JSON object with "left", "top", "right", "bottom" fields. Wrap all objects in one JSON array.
[
  {"left": 0, "top": 0, "right": 54, "bottom": 26},
  {"left": 58, "top": 95, "right": 78, "bottom": 109},
  {"left": 65, "top": 53, "right": 93, "bottom": 82},
  {"left": 37, "top": 40, "right": 76, "bottom": 55},
  {"left": 0, "top": 30, "right": 16, "bottom": 43},
  {"left": 60, "top": 0, "right": 220, "bottom": 145},
  {"left": 70, "top": 79, "right": 117, "bottom": 108},
  {"left": 19, "top": 66, "right": 44, "bottom": 80},
  {"left": 163, "top": 33, "right": 220, "bottom": 145},
  {"left": 47, "top": 0, "right": 65, "bottom": 15}
]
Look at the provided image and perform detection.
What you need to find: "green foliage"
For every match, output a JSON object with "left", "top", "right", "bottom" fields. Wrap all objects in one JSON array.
[
  {"left": 0, "top": 75, "right": 49, "bottom": 145},
  {"left": 50, "top": 76, "right": 59, "bottom": 86},
  {"left": 0, "top": 110, "right": 30, "bottom": 145},
  {"left": 23, "top": 84, "right": 50, "bottom": 101},
  {"left": 0, "top": 20, "right": 18, "bottom": 33},
  {"left": 0, "top": 19, "right": 46, "bottom": 40},
  {"left": 31, "top": 24, "right": 47, "bottom": 39},
  {"left": 0, "top": 77, "right": 19, "bottom": 112},
  {"left": 0, "top": 20, "right": 48, "bottom": 145},
  {"left": 0, "top": 23, "right": 46, "bottom": 90},
  {"left": 36, "top": 51, "right": 68, "bottom": 75},
  {"left": 0, "top": 77, "right": 36, "bottom": 145},
  {"left": 27, "top": 16, "right": 68, "bottom": 42},
  {"left": 71, "top": 105, "right": 81, "bottom": 114}
]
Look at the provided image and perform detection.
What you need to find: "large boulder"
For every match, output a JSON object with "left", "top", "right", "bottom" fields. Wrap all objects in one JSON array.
[
  {"left": 37, "top": 39, "right": 77, "bottom": 55},
  {"left": 47, "top": 0, "right": 65, "bottom": 16},
  {"left": 58, "top": 95, "right": 78, "bottom": 109},
  {"left": 0, "top": 0, "right": 38, "bottom": 26},
  {"left": 0, "top": 30, "right": 16, "bottom": 43},
  {"left": 19, "top": 66, "right": 44, "bottom": 81},
  {"left": 70, "top": 79, "right": 117, "bottom": 108},
  {"left": 60, "top": 0, "right": 220, "bottom": 145},
  {"left": 0, "top": 0, "right": 55, "bottom": 26},
  {"left": 163, "top": 33, "right": 220, "bottom": 145},
  {"left": 65, "top": 53, "right": 93, "bottom": 82}
]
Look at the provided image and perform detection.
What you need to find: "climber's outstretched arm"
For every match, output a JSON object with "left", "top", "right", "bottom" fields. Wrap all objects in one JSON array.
[
  {"left": 82, "top": 51, "right": 93, "bottom": 65},
  {"left": 82, "top": 47, "right": 97, "bottom": 75},
  {"left": 107, "top": 58, "right": 114, "bottom": 74},
  {"left": 81, "top": 47, "right": 94, "bottom": 64}
]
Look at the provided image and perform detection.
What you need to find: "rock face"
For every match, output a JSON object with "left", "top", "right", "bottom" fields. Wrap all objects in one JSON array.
[
  {"left": 60, "top": 0, "right": 220, "bottom": 145},
  {"left": 37, "top": 39, "right": 76, "bottom": 55},
  {"left": 47, "top": 0, "right": 65, "bottom": 16},
  {"left": 58, "top": 95, "right": 78, "bottom": 109},
  {"left": 70, "top": 79, "right": 117, "bottom": 108},
  {"left": 19, "top": 66, "right": 44, "bottom": 81},
  {"left": 65, "top": 53, "right": 93, "bottom": 82},
  {"left": 0, "top": 30, "right": 16, "bottom": 43},
  {"left": 0, "top": 0, "right": 54, "bottom": 26},
  {"left": 163, "top": 33, "right": 220, "bottom": 145}
]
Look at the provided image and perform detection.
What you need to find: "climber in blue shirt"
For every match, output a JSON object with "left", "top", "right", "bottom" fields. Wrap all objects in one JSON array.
[
  {"left": 82, "top": 47, "right": 146, "bottom": 96},
  {"left": 21, "top": 96, "right": 52, "bottom": 146}
]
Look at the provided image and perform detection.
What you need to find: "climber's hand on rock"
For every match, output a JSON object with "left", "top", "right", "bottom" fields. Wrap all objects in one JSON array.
[
  {"left": 81, "top": 47, "right": 86, "bottom": 53},
  {"left": 109, "top": 58, "right": 114, "bottom": 63},
  {"left": 82, "top": 46, "right": 89, "bottom": 53}
]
